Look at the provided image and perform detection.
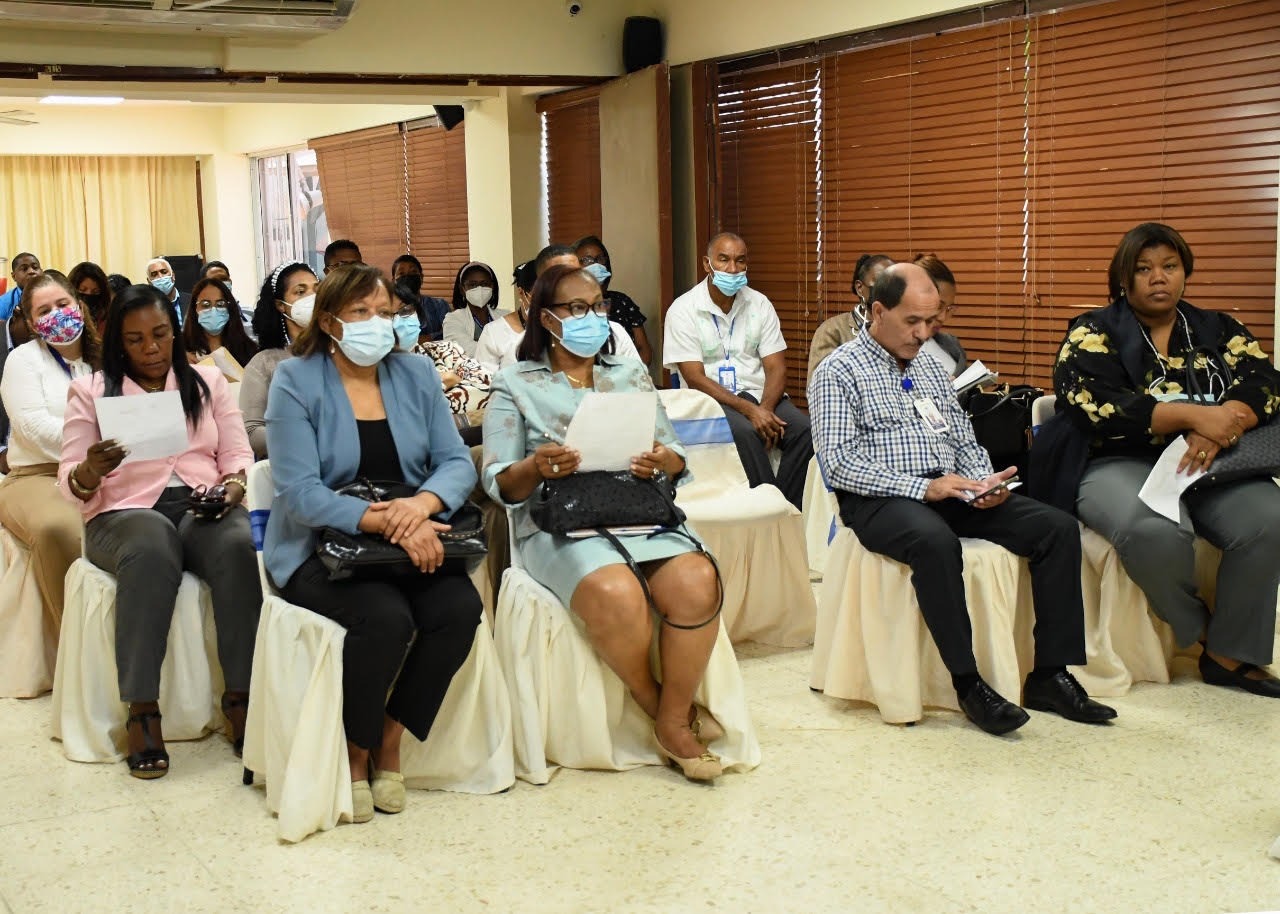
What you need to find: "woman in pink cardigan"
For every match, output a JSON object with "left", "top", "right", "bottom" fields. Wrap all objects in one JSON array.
[{"left": 59, "top": 284, "right": 261, "bottom": 779}]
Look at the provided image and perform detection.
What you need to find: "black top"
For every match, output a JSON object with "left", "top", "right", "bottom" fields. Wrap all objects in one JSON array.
[
  {"left": 355, "top": 419, "right": 404, "bottom": 482},
  {"left": 605, "top": 290, "right": 646, "bottom": 331}
]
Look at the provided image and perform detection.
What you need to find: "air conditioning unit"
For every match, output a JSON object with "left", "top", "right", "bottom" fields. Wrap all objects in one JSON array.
[{"left": 0, "top": 0, "right": 358, "bottom": 36}]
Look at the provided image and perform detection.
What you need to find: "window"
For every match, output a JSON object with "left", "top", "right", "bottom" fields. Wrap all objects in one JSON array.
[{"left": 252, "top": 148, "right": 326, "bottom": 279}]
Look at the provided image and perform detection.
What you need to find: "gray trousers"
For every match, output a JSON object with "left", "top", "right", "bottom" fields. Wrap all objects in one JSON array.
[
  {"left": 84, "top": 486, "right": 262, "bottom": 702},
  {"left": 722, "top": 393, "right": 813, "bottom": 510},
  {"left": 1077, "top": 457, "right": 1280, "bottom": 665}
]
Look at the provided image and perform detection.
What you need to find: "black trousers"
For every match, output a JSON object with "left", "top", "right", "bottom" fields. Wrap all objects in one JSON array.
[
  {"left": 836, "top": 491, "right": 1086, "bottom": 677},
  {"left": 281, "top": 555, "right": 481, "bottom": 750},
  {"left": 722, "top": 393, "right": 813, "bottom": 510}
]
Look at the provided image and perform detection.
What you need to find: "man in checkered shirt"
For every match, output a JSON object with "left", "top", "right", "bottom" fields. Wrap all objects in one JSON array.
[{"left": 808, "top": 262, "right": 1115, "bottom": 735}]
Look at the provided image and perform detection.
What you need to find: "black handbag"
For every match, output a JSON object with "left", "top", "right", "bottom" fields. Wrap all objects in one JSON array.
[
  {"left": 961, "top": 383, "right": 1042, "bottom": 473},
  {"left": 530, "top": 470, "right": 685, "bottom": 535},
  {"left": 316, "top": 478, "right": 488, "bottom": 581},
  {"left": 1182, "top": 347, "right": 1280, "bottom": 489}
]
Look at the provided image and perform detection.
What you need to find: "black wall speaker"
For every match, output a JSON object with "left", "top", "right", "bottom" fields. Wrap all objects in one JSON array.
[
  {"left": 434, "top": 105, "right": 465, "bottom": 131},
  {"left": 623, "top": 16, "right": 663, "bottom": 73},
  {"left": 164, "top": 254, "right": 204, "bottom": 293}
]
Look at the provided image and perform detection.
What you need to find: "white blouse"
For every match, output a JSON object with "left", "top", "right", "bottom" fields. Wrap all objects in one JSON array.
[
  {"left": 0, "top": 340, "right": 92, "bottom": 467},
  {"left": 442, "top": 307, "right": 510, "bottom": 358}
]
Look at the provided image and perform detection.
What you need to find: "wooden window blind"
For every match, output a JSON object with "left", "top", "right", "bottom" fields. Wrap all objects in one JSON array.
[
  {"left": 540, "top": 92, "right": 603, "bottom": 245},
  {"left": 406, "top": 121, "right": 470, "bottom": 298},
  {"left": 716, "top": 61, "right": 821, "bottom": 404},
  {"left": 312, "top": 119, "right": 469, "bottom": 295}
]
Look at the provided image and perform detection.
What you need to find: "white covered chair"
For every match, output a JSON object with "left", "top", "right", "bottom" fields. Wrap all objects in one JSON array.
[
  {"left": 0, "top": 525, "right": 56, "bottom": 697},
  {"left": 811, "top": 490, "right": 1033, "bottom": 724},
  {"left": 51, "top": 558, "right": 223, "bottom": 761},
  {"left": 242, "top": 460, "right": 514, "bottom": 843},
  {"left": 801, "top": 456, "right": 836, "bottom": 581},
  {"left": 658, "top": 387, "right": 816, "bottom": 646},
  {"left": 494, "top": 510, "right": 762, "bottom": 785}
]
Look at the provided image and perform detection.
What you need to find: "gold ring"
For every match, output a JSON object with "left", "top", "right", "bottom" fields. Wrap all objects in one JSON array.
[
  {"left": 651, "top": 465, "right": 657, "bottom": 477},
  {"left": 1230, "top": 435, "right": 1239, "bottom": 444},
  {"left": 1196, "top": 450, "right": 1208, "bottom": 460}
]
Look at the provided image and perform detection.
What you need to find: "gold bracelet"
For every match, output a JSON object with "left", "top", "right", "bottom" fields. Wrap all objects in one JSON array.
[
  {"left": 221, "top": 474, "right": 247, "bottom": 493},
  {"left": 68, "top": 465, "right": 99, "bottom": 498}
]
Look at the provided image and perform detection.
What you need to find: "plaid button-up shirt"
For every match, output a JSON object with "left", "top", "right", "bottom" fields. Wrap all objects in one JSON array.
[{"left": 809, "top": 329, "right": 992, "bottom": 502}]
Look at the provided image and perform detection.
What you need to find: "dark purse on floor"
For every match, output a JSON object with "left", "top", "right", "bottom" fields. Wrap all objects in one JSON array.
[
  {"left": 1182, "top": 347, "right": 1280, "bottom": 489},
  {"left": 530, "top": 470, "right": 685, "bottom": 534},
  {"left": 316, "top": 478, "right": 488, "bottom": 581}
]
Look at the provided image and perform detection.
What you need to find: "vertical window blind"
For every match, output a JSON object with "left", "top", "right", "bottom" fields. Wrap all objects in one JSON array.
[
  {"left": 540, "top": 91, "right": 603, "bottom": 246},
  {"left": 311, "top": 119, "right": 469, "bottom": 298},
  {"left": 711, "top": 0, "right": 1280, "bottom": 395}
]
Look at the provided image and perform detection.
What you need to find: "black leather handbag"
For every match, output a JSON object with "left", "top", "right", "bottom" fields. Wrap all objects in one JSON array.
[
  {"left": 962, "top": 383, "right": 1042, "bottom": 475},
  {"left": 316, "top": 478, "right": 487, "bottom": 581},
  {"left": 1183, "top": 347, "right": 1280, "bottom": 489},
  {"left": 530, "top": 469, "right": 685, "bottom": 535}
]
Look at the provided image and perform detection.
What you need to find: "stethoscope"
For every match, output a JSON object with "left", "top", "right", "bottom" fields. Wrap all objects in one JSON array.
[{"left": 1139, "top": 309, "right": 1229, "bottom": 401}]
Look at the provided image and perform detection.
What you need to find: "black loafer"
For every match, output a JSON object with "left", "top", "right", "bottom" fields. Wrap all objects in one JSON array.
[
  {"left": 1199, "top": 652, "right": 1280, "bottom": 699},
  {"left": 959, "top": 677, "right": 1029, "bottom": 735},
  {"left": 1023, "top": 670, "right": 1117, "bottom": 723}
]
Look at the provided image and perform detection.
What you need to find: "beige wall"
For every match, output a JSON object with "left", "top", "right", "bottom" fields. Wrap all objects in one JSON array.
[{"left": 669, "top": 64, "right": 698, "bottom": 296}]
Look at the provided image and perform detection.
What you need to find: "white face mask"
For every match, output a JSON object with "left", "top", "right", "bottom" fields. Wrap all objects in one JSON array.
[
  {"left": 464, "top": 286, "right": 493, "bottom": 309},
  {"left": 287, "top": 292, "right": 316, "bottom": 328}
]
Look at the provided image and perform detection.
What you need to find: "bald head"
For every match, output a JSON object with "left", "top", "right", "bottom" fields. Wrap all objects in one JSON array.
[
  {"left": 867, "top": 262, "right": 941, "bottom": 367},
  {"left": 705, "top": 232, "right": 746, "bottom": 259}
]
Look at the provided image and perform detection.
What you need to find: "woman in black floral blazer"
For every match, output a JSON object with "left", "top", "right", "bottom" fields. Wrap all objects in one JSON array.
[{"left": 1054, "top": 222, "right": 1280, "bottom": 698}]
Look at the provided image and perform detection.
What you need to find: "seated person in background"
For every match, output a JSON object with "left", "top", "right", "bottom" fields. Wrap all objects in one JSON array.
[
  {"left": 474, "top": 259, "right": 536, "bottom": 374},
  {"left": 483, "top": 264, "right": 727, "bottom": 781},
  {"left": 0, "top": 301, "right": 35, "bottom": 474},
  {"left": 0, "top": 252, "right": 42, "bottom": 320},
  {"left": 442, "top": 261, "right": 506, "bottom": 357},
  {"left": 265, "top": 264, "right": 481, "bottom": 823},
  {"left": 809, "top": 262, "right": 1115, "bottom": 735},
  {"left": 574, "top": 234, "right": 653, "bottom": 366},
  {"left": 391, "top": 254, "right": 450, "bottom": 342},
  {"left": 324, "top": 239, "right": 363, "bottom": 275},
  {"left": 182, "top": 277, "right": 258, "bottom": 370},
  {"left": 199, "top": 260, "right": 232, "bottom": 289},
  {"left": 60, "top": 283, "right": 261, "bottom": 778},
  {"left": 913, "top": 253, "right": 966, "bottom": 377},
  {"left": 144, "top": 257, "right": 187, "bottom": 326},
  {"left": 663, "top": 232, "right": 812, "bottom": 510},
  {"left": 393, "top": 280, "right": 491, "bottom": 440},
  {"left": 0, "top": 273, "right": 101, "bottom": 643},
  {"left": 808, "top": 253, "right": 892, "bottom": 379},
  {"left": 107, "top": 273, "right": 131, "bottom": 299},
  {"left": 1054, "top": 222, "right": 1280, "bottom": 698},
  {"left": 68, "top": 261, "right": 113, "bottom": 336},
  {"left": 241, "top": 261, "right": 318, "bottom": 459}
]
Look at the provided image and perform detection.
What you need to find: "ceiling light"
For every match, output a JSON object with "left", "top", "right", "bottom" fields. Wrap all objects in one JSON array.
[{"left": 40, "top": 96, "right": 125, "bottom": 106}]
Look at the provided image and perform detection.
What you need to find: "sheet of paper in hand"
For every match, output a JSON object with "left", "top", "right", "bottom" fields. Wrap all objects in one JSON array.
[
  {"left": 564, "top": 391, "right": 658, "bottom": 472},
  {"left": 94, "top": 389, "right": 189, "bottom": 465}
]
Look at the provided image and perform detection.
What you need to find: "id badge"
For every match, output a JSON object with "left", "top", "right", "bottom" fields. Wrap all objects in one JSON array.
[
  {"left": 913, "top": 396, "right": 949, "bottom": 434},
  {"left": 717, "top": 362, "right": 738, "bottom": 393}
]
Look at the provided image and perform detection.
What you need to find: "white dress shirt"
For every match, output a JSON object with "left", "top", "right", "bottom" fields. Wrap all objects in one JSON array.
[{"left": 0, "top": 340, "right": 92, "bottom": 467}]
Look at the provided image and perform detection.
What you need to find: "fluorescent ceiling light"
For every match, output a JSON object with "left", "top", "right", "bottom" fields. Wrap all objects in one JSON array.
[{"left": 40, "top": 96, "right": 125, "bottom": 106}]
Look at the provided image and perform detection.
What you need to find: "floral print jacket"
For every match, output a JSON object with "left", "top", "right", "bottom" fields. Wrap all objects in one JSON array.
[{"left": 1053, "top": 298, "right": 1280, "bottom": 459}]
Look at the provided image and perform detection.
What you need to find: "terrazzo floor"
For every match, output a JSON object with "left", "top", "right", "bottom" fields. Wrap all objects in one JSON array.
[{"left": 0, "top": 628, "right": 1277, "bottom": 912}]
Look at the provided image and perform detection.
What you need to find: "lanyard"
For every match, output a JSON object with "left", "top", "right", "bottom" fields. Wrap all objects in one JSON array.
[
  {"left": 47, "top": 344, "right": 74, "bottom": 379},
  {"left": 711, "top": 313, "right": 736, "bottom": 362}
]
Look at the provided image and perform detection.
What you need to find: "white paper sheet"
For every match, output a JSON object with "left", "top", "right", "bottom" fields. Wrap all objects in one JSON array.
[
  {"left": 1138, "top": 436, "right": 1204, "bottom": 522},
  {"left": 94, "top": 390, "right": 190, "bottom": 465},
  {"left": 564, "top": 391, "right": 657, "bottom": 472},
  {"left": 198, "top": 348, "right": 244, "bottom": 382},
  {"left": 920, "top": 338, "right": 957, "bottom": 377}
]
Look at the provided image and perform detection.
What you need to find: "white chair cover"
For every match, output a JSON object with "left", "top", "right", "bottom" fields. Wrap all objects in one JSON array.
[
  {"left": 801, "top": 455, "right": 835, "bottom": 581},
  {"left": 659, "top": 387, "right": 816, "bottom": 646},
  {"left": 495, "top": 562, "right": 762, "bottom": 786},
  {"left": 243, "top": 460, "right": 515, "bottom": 843},
  {"left": 811, "top": 495, "right": 1032, "bottom": 724},
  {"left": 51, "top": 558, "right": 222, "bottom": 761},
  {"left": 0, "top": 526, "right": 55, "bottom": 697}
]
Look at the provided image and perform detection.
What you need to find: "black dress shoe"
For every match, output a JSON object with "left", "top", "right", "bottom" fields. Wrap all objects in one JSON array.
[
  {"left": 1199, "top": 652, "right": 1280, "bottom": 699},
  {"left": 1023, "top": 670, "right": 1117, "bottom": 723},
  {"left": 958, "top": 678, "right": 1029, "bottom": 735}
]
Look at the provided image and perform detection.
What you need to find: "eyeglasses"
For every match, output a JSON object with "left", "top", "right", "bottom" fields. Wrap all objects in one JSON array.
[
  {"left": 395, "top": 304, "right": 419, "bottom": 318},
  {"left": 578, "top": 254, "right": 607, "bottom": 267},
  {"left": 195, "top": 300, "right": 229, "bottom": 311},
  {"left": 551, "top": 300, "right": 610, "bottom": 319}
]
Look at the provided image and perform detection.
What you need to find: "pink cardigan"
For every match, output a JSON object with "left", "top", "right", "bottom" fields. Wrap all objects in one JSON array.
[{"left": 58, "top": 365, "right": 254, "bottom": 523}]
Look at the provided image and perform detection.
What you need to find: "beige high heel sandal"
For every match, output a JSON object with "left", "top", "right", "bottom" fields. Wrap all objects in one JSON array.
[{"left": 655, "top": 729, "right": 723, "bottom": 782}]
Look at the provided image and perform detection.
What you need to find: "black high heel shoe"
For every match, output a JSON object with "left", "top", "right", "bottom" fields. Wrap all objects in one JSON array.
[
  {"left": 126, "top": 709, "right": 169, "bottom": 780},
  {"left": 221, "top": 692, "right": 249, "bottom": 757}
]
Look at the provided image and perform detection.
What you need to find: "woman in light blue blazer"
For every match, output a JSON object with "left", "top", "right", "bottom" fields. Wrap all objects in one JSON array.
[{"left": 264, "top": 264, "right": 480, "bottom": 824}]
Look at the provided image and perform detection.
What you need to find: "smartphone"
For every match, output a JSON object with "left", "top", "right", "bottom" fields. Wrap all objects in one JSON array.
[{"left": 965, "top": 476, "right": 1021, "bottom": 503}]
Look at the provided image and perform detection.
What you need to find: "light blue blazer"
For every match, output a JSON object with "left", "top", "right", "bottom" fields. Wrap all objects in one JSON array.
[{"left": 262, "top": 351, "right": 476, "bottom": 587}]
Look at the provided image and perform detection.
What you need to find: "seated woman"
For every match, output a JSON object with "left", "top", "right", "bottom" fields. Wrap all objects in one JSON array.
[
  {"left": 913, "top": 253, "right": 966, "bottom": 377},
  {"left": 441, "top": 261, "right": 506, "bottom": 357},
  {"left": 474, "top": 259, "right": 536, "bottom": 375},
  {"left": 1055, "top": 222, "right": 1280, "bottom": 698},
  {"left": 67, "top": 261, "right": 113, "bottom": 336},
  {"left": 241, "top": 262, "right": 318, "bottom": 459},
  {"left": 482, "top": 263, "right": 726, "bottom": 781},
  {"left": 264, "top": 264, "right": 482, "bottom": 823},
  {"left": 808, "top": 253, "right": 892, "bottom": 379},
  {"left": 183, "top": 277, "right": 258, "bottom": 371},
  {"left": 59, "top": 284, "right": 261, "bottom": 777},
  {"left": 0, "top": 273, "right": 101, "bottom": 651},
  {"left": 574, "top": 235, "right": 653, "bottom": 366}
]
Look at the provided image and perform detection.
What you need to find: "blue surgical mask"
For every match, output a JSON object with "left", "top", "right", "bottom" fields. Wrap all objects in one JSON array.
[
  {"left": 550, "top": 310, "right": 611, "bottom": 358},
  {"left": 583, "top": 262, "right": 611, "bottom": 285},
  {"left": 710, "top": 270, "right": 748, "bottom": 296},
  {"left": 151, "top": 275, "right": 175, "bottom": 296},
  {"left": 197, "top": 308, "right": 229, "bottom": 336},
  {"left": 393, "top": 314, "right": 421, "bottom": 350},
  {"left": 334, "top": 316, "right": 395, "bottom": 367}
]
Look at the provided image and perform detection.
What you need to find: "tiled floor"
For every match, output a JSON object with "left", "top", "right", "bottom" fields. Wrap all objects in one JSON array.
[{"left": 1, "top": 641, "right": 1278, "bottom": 913}]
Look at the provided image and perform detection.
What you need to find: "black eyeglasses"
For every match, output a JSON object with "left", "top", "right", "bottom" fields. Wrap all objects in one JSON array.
[
  {"left": 551, "top": 300, "right": 610, "bottom": 319},
  {"left": 578, "top": 254, "right": 608, "bottom": 267}
]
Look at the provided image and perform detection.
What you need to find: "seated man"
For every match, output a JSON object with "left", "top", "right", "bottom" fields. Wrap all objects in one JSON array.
[
  {"left": 808, "top": 261, "right": 1114, "bottom": 735},
  {"left": 144, "top": 257, "right": 188, "bottom": 326},
  {"left": 663, "top": 232, "right": 812, "bottom": 509},
  {"left": 0, "top": 252, "right": 42, "bottom": 321}
]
